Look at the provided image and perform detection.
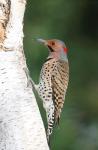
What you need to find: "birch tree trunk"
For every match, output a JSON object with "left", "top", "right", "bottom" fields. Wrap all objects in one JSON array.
[{"left": 0, "top": 0, "right": 49, "bottom": 149}]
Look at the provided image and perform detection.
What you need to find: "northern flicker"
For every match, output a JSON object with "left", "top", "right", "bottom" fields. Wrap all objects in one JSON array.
[{"left": 28, "top": 39, "right": 69, "bottom": 143}]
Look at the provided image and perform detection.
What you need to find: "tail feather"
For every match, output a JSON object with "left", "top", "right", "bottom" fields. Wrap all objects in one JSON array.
[
  {"left": 46, "top": 110, "right": 55, "bottom": 144},
  {"left": 54, "top": 108, "right": 61, "bottom": 126},
  {"left": 54, "top": 115, "right": 60, "bottom": 125}
]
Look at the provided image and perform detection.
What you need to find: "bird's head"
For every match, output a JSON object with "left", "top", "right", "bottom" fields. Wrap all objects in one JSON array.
[{"left": 37, "top": 38, "right": 68, "bottom": 61}]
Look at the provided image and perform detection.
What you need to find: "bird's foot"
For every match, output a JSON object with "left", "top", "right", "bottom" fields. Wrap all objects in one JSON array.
[{"left": 23, "top": 67, "right": 35, "bottom": 89}]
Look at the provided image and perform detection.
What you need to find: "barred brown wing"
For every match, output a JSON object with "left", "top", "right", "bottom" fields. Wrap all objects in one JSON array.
[{"left": 51, "top": 60, "right": 69, "bottom": 124}]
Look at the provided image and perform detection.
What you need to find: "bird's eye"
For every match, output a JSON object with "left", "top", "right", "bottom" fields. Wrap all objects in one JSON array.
[{"left": 51, "top": 42, "right": 55, "bottom": 46}]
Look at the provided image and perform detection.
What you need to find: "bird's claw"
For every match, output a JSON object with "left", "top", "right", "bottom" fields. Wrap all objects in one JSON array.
[
  {"left": 27, "top": 77, "right": 32, "bottom": 87},
  {"left": 23, "top": 67, "right": 32, "bottom": 87},
  {"left": 23, "top": 67, "right": 36, "bottom": 90}
]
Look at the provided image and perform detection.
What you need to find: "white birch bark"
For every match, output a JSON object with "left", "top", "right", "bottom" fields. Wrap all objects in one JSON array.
[{"left": 0, "top": 0, "right": 49, "bottom": 150}]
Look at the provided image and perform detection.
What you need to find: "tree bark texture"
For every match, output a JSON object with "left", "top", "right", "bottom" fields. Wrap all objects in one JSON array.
[{"left": 0, "top": 0, "right": 49, "bottom": 149}]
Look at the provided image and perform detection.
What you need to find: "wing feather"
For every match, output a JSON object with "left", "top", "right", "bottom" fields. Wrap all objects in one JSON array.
[{"left": 51, "top": 60, "right": 69, "bottom": 124}]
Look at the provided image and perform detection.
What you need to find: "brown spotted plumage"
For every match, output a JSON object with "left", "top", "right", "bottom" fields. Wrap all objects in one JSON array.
[
  {"left": 32, "top": 39, "right": 69, "bottom": 143},
  {"left": 52, "top": 60, "right": 69, "bottom": 124}
]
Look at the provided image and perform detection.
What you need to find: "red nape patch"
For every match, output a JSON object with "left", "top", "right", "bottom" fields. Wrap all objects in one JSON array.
[{"left": 63, "top": 47, "right": 68, "bottom": 53}]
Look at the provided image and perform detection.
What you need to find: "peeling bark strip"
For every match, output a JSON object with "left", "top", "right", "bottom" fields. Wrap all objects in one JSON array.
[
  {"left": 0, "top": 0, "right": 49, "bottom": 150},
  {"left": 0, "top": 0, "right": 10, "bottom": 42}
]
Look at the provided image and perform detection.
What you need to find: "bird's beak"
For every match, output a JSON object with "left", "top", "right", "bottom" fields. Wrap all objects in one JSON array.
[{"left": 37, "top": 38, "right": 47, "bottom": 45}]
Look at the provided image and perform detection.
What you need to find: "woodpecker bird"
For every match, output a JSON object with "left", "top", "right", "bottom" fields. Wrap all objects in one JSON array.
[{"left": 30, "top": 39, "right": 69, "bottom": 143}]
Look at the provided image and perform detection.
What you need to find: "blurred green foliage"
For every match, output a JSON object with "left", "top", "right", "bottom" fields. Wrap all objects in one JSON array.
[{"left": 24, "top": 0, "right": 98, "bottom": 149}]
